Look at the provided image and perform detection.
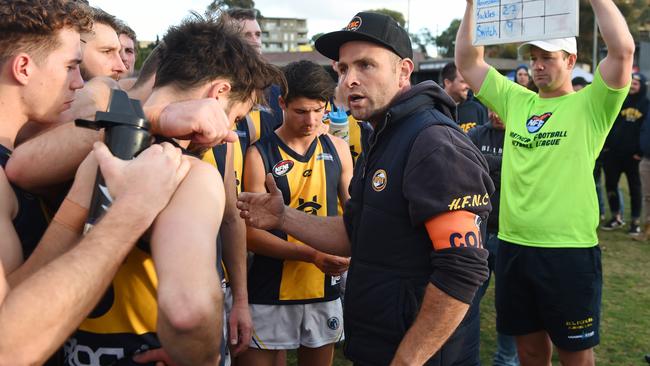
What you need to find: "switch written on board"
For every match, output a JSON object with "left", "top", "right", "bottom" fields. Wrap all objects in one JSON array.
[{"left": 473, "top": 0, "right": 578, "bottom": 46}]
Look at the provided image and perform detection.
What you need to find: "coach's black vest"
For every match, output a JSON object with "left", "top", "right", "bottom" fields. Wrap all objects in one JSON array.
[{"left": 343, "top": 82, "right": 463, "bottom": 365}]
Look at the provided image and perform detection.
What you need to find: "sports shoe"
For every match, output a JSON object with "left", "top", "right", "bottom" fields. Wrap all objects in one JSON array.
[
  {"left": 601, "top": 217, "right": 625, "bottom": 230},
  {"left": 629, "top": 222, "right": 642, "bottom": 235}
]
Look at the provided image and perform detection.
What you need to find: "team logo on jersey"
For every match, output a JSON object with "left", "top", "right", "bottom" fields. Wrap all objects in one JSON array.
[
  {"left": 272, "top": 160, "right": 294, "bottom": 177},
  {"left": 297, "top": 195, "right": 321, "bottom": 215},
  {"left": 327, "top": 316, "right": 340, "bottom": 330},
  {"left": 525, "top": 112, "right": 552, "bottom": 133},
  {"left": 345, "top": 16, "right": 362, "bottom": 31},
  {"left": 317, "top": 153, "right": 334, "bottom": 161},
  {"left": 371, "top": 169, "right": 388, "bottom": 192},
  {"left": 303, "top": 169, "right": 313, "bottom": 177}
]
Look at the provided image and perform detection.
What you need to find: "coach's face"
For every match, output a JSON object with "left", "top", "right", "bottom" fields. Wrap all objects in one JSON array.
[{"left": 336, "top": 41, "right": 411, "bottom": 124}]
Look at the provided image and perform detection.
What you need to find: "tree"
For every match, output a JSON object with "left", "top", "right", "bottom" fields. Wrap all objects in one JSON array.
[
  {"left": 206, "top": 0, "right": 255, "bottom": 16},
  {"left": 365, "top": 8, "right": 406, "bottom": 28},
  {"left": 311, "top": 32, "right": 325, "bottom": 46},
  {"left": 135, "top": 36, "right": 159, "bottom": 71},
  {"left": 435, "top": 19, "right": 460, "bottom": 57},
  {"left": 411, "top": 28, "right": 435, "bottom": 57}
]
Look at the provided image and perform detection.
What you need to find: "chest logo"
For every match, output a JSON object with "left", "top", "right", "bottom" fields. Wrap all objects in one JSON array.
[
  {"left": 272, "top": 160, "right": 294, "bottom": 177},
  {"left": 371, "top": 169, "right": 388, "bottom": 192},
  {"left": 525, "top": 112, "right": 552, "bottom": 133}
]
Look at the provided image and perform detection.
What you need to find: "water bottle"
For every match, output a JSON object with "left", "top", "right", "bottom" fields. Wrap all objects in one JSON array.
[
  {"left": 75, "top": 89, "right": 152, "bottom": 233},
  {"left": 328, "top": 105, "right": 349, "bottom": 143}
]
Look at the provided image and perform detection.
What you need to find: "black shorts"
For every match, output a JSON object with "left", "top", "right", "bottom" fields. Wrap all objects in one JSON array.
[{"left": 495, "top": 240, "right": 602, "bottom": 351}]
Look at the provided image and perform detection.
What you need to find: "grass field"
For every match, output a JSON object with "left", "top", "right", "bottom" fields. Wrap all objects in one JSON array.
[{"left": 286, "top": 227, "right": 650, "bottom": 366}]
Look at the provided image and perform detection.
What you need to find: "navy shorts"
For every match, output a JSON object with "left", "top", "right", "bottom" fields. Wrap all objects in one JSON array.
[{"left": 495, "top": 240, "right": 602, "bottom": 351}]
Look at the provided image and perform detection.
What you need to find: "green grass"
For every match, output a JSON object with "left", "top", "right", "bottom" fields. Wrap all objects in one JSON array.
[{"left": 285, "top": 228, "right": 650, "bottom": 366}]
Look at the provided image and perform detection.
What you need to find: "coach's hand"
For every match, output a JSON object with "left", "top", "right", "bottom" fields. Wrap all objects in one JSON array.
[
  {"left": 312, "top": 252, "right": 350, "bottom": 276},
  {"left": 237, "top": 173, "right": 286, "bottom": 230}
]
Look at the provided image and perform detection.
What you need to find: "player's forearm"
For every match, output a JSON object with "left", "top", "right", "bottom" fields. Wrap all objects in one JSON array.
[
  {"left": 0, "top": 198, "right": 154, "bottom": 365},
  {"left": 281, "top": 209, "right": 351, "bottom": 257},
  {"left": 591, "top": 0, "right": 635, "bottom": 60},
  {"left": 6, "top": 123, "right": 101, "bottom": 191},
  {"left": 455, "top": 1, "right": 483, "bottom": 72},
  {"left": 246, "top": 227, "right": 319, "bottom": 262},
  {"left": 221, "top": 216, "right": 248, "bottom": 302},
  {"left": 390, "top": 284, "right": 469, "bottom": 365}
]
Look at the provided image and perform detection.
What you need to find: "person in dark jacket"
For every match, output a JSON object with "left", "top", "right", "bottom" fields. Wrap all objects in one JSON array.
[
  {"left": 602, "top": 72, "right": 649, "bottom": 234},
  {"left": 468, "top": 110, "right": 520, "bottom": 366},
  {"left": 238, "top": 12, "right": 493, "bottom": 365},
  {"left": 632, "top": 73, "right": 650, "bottom": 239}
]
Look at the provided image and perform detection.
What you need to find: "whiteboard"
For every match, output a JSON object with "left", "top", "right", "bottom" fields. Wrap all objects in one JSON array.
[{"left": 473, "top": 0, "right": 579, "bottom": 46}]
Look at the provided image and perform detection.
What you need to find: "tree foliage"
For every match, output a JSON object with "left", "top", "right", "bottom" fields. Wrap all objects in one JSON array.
[
  {"left": 365, "top": 8, "right": 406, "bottom": 28},
  {"left": 206, "top": 0, "right": 256, "bottom": 16},
  {"left": 435, "top": 19, "right": 460, "bottom": 57}
]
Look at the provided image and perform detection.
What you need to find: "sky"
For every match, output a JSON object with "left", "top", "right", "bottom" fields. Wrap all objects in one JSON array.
[{"left": 90, "top": 0, "right": 466, "bottom": 42}]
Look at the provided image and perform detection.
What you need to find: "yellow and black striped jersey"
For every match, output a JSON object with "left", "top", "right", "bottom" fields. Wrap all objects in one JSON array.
[{"left": 248, "top": 133, "right": 343, "bottom": 305}]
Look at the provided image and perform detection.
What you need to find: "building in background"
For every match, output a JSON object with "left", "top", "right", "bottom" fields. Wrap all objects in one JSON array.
[{"left": 259, "top": 16, "right": 309, "bottom": 52}]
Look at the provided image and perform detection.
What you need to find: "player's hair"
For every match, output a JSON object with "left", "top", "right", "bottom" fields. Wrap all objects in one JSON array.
[
  {"left": 155, "top": 13, "right": 284, "bottom": 104},
  {"left": 282, "top": 60, "right": 335, "bottom": 104},
  {"left": 0, "top": 0, "right": 93, "bottom": 64},
  {"left": 131, "top": 43, "right": 163, "bottom": 90},
  {"left": 226, "top": 8, "right": 259, "bottom": 21},
  {"left": 117, "top": 21, "right": 137, "bottom": 49},
  {"left": 88, "top": 7, "right": 120, "bottom": 32},
  {"left": 441, "top": 62, "right": 458, "bottom": 84}
]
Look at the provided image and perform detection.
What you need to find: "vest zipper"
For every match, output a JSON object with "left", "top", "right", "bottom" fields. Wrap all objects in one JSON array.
[{"left": 362, "top": 112, "right": 391, "bottom": 179}]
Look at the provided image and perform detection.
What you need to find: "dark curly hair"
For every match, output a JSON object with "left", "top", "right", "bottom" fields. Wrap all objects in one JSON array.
[
  {"left": 0, "top": 0, "right": 93, "bottom": 63},
  {"left": 155, "top": 13, "right": 285, "bottom": 105},
  {"left": 282, "top": 60, "right": 335, "bottom": 104}
]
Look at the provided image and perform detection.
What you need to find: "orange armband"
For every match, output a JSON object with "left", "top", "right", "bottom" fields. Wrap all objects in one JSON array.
[
  {"left": 52, "top": 198, "right": 89, "bottom": 234},
  {"left": 424, "top": 210, "right": 482, "bottom": 250}
]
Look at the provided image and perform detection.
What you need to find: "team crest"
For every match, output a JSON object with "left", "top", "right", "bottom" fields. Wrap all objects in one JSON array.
[
  {"left": 526, "top": 112, "right": 552, "bottom": 133},
  {"left": 272, "top": 160, "right": 294, "bottom": 177},
  {"left": 327, "top": 317, "right": 340, "bottom": 330},
  {"left": 372, "top": 169, "right": 388, "bottom": 192},
  {"left": 345, "top": 16, "right": 362, "bottom": 31}
]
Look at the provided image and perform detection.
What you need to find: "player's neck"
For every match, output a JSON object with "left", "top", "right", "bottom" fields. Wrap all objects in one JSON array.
[
  {"left": 275, "top": 126, "right": 317, "bottom": 156},
  {"left": 538, "top": 81, "right": 574, "bottom": 99},
  {"left": 0, "top": 87, "right": 29, "bottom": 150}
]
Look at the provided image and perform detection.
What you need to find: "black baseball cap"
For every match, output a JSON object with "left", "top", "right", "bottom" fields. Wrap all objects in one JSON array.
[{"left": 315, "top": 12, "right": 413, "bottom": 61}]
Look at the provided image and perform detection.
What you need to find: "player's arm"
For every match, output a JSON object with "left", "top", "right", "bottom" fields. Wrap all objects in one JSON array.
[
  {"left": 330, "top": 134, "right": 353, "bottom": 202},
  {"left": 6, "top": 77, "right": 115, "bottom": 192},
  {"left": 243, "top": 147, "right": 349, "bottom": 272},
  {"left": 391, "top": 211, "right": 488, "bottom": 365},
  {"left": 0, "top": 170, "right": 22, "bottom": 275},
  {"left": 151, "top": 159, "right": 224, "bottom": 366},
  {"left": 591, "top": 0, "right": 635, "bottom": 88},
  {"left": 0, "top": 142, "right": 190, "bottom": 365},
  {"left": 455, "top": 0, "right": 490, "bottom": 94},
  {"left": 6, "top": 153, "right": 96, "bottom": 286},
  {"left": 220, "top": 143, "right": 252, "bottom": 356}
]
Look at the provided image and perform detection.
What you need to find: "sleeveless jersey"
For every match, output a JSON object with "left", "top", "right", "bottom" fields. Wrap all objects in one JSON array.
[
  {"left": 64, "top": 140, "right": 204, "bottom": 366},
  {"left": 0, "top": 144, "right": 49, "bottom": 261},
  {"left": 248, "top": 133, "right": 342, "bottom": 305}
]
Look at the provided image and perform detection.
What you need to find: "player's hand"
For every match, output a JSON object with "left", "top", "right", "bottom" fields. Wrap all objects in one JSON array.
[
  {"left": 94, "top": 141, "right": 190, "bottom": 220},
  {"left": 237, "top": 173, "right": 286, "bottom": 230},
  {"left": 228, "top": 298, "right": 253, "bottom": 356},
  {"left": 312, "top": 252, "right": 350, "bottom": 276},
  {"left": 133, "top": 348, "right": 177, "bottom": 366},
  {"left": 151, "top": 98, "right": 238, "bottom": 147}
]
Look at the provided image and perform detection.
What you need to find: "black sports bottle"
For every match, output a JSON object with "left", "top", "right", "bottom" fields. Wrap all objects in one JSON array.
[{"left": 75, "top": 89, "right": 151, "bottom": 233}]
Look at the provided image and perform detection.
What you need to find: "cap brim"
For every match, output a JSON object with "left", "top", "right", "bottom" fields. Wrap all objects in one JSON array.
[
  {"left": 518, "top": 40, "right": 576, "bottom": 56},
  {"left": 315, "top": 30, "right": 398, "bottom": 61}
]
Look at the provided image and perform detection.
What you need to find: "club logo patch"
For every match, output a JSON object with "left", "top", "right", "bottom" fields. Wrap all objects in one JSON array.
[
  {"left": 317, "top": 153, "right": 334, "bottom": 161},
  {"left": 272, "top": 160, "right": 294, "bottom": 177},
  {"left": 372, "top": 169, "right": 388, "bottom": 192},
  {"left": 526, "top": 112, "right": 552, "bottom": 133},
  {"left": 327, "top": 317, "right": 340, "bottom": 330},
  {"left": 345, "top": 16, "right": 362, "bottom": 31}
]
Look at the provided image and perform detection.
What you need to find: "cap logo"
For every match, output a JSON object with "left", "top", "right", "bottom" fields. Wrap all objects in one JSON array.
[{"left": 345, "top": 16, "right": 362, "bottom": 31}]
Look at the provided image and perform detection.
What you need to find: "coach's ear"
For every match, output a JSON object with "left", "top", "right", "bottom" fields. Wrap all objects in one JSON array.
[
  {"left": 207, "top": 80, "right": 232, "bottom": 100},
  {"left": 11, "top": 53, "right": 35, "bottom": 86}
]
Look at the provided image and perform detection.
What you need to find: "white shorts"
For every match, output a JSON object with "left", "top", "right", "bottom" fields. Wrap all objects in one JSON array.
[{"left": 249, "top": 299, "right": 344, "bottom": 350}]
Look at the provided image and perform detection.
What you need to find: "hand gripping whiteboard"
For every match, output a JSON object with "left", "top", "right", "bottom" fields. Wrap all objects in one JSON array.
[{"left": 473, "top": 0, "right": 579, "bottom": 46}]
